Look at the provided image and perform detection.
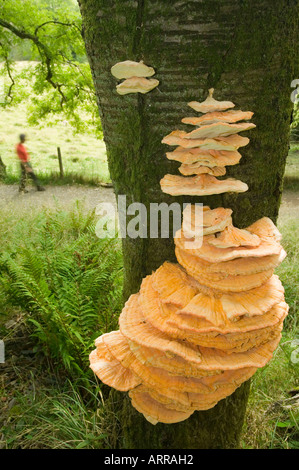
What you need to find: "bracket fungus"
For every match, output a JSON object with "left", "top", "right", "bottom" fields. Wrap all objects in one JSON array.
[
  {"left": 116, "top": 77, "right": 159, "bottom": 95},
  {"left": 182, "top": 110, "right": 254, "bottom": 126},
  {"left": 188, "top": 88, "right": 235, "bottom": 113},
  {"left": 160, "top": 174, "right": 248, "bottom": 196},
  {"left": 111, "top": 60, "right": 155, "bottom": 79},
  {"left": 166, "top": 148, "right": 242, "bottom": 167},
  {"left": 111, "top": 60, "right": 159, "bottom": 95},
  {"left": 162, "top": 130, "right": 249, "bottom": 151},
  {"left": 178, "top": 163, "right": 226, "bottom": 177},
  {"left": 89, "top": 89, "right": 289, "bottom": 425},
  {"left": 160, "top": 97, "right": 254, "bottom": 196}
]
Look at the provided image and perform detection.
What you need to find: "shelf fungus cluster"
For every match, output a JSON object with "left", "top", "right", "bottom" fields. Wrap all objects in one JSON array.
[
  {"left": 111, "top": 60, "right": 159, "bottom": 95},
  {"left": 89, "top": 89, "right": 289, "bottom": 425},
  {"left": 160, "top": 88, "right": 255, "bottom": 196}
]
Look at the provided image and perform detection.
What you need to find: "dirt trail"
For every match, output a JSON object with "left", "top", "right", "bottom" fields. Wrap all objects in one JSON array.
[
  {"left": 0, "top": 184, "right": 117, "bottom": 216},
  {"left": 0, "top": 184, "right": 297, "bottom": 222},
  {"left": 279, "top": 190, "right": 299, "bottom": 223}
]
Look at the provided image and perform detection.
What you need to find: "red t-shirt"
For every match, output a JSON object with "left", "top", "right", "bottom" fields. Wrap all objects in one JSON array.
[{"left": 16, "top": 143, "right": 30, "bottom": 163}]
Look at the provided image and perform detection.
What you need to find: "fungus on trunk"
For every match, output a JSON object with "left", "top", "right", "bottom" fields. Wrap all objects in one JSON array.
[
  {"left": 89, "top": 90, "right": 289, "bottom": 425},
  {"left": 111, "top": 60, "right": 155, "bottom": 79},
  {"left": 111, "top": 60, "right": 159, "bottom": 95},
  {"left": 116, "top": 77, "right": 159, "bottom": 95},
  {"left": 188, "top": 88, "right": 235, "bottom": 113}
]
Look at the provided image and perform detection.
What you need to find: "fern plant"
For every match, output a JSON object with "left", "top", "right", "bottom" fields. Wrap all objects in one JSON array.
[{"left": 0, "top": 204, "right": 123, "bottom": 381}]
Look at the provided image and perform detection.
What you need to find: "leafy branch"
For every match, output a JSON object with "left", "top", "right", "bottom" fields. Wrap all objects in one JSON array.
[
  {"left": 0, "top": 40, "right": 15, "bottom": 102},
  {"left": 34, "top": 20, "right": 82, "bottom": 36},
  {"left": 0, "top": 17, "right": 69, "bottom": 104},
  {"left": 0, "top": 1, "right": 101, "bottom": 134}
]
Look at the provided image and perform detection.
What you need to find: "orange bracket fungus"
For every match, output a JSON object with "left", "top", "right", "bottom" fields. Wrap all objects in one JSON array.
[
  {"left": 89, "top": 89, "right": 289, "bottom": 425},
  {"left": 188, "top": 88, "right": 235, "bottom": 113},
  {"left": 160, "top": 174, "right": 248, "bottom": 196},
  {"left": 111, "top": 60, "right": 159, "bottom": 95},
  {"left": 116, "top": 77, "right": 159, "bottom": 95},
  {"left": 111, "top": 60, "right": 155, "bottom": 79}
]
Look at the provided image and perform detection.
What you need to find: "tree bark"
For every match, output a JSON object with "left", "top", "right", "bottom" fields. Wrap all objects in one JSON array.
[{"left": 78, "top": 0, "right": 299, "bottom": 449}]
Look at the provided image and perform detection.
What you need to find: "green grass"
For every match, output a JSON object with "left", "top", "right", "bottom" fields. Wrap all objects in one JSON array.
[
  {"left": 283, "top": 148, "right": 299, "bottom": 191},
  {"left": 1, "top": 379, "right": 111, "bottom": 449},
  {"left": 276, "top": 218, "right": 299, "bottom": 330},
  {"left": 2, "top": 170, "right": 106, "bottom": 187},
  {"left": 242, "top": 216, "right": 299, "bottom": 449},
  {"left": 243, "top": 331, "right": 299, "bottom": 449}
]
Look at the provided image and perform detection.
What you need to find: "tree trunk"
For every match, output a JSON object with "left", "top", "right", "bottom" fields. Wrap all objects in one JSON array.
[
  {"left": 78, "top": 0, "right": 299, "bottom": 449},
  {"left": 0, "top": 156, "right": 6, "bottom": 180}
]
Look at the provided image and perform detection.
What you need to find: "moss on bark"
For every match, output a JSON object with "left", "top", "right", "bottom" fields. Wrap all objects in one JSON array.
[{"left": 78, "top": 0, "right": 299, "bottom": 449}]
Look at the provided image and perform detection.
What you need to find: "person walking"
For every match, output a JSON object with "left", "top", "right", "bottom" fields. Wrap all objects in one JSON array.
[{"left": 16, "top": 134, "right": 45, "bottom": 193}]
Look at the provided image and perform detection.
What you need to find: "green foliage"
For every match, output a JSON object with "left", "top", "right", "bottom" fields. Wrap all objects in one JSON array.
[
  {"left": 0, "top": 203, "right": 123, "bottom": 380},
  {"left": 283, "top": 145, "right": 299, "bottom": 191},
  {"left": 0, "top": 0, "right": 101, "bottom": 135},
  {"left": 242, "top": 216, "right": 299, "bottom": 449},
  {"left": 291, "top": 102, "right": 299, "bottom": 141},
  {"left": 277, "top": 218, "right": 299, "bottom": 330},
  {"left": 1, "top": 379, "right": 111, "bottom": 449},
  {"left": 243, "top": 331, "right": 299, "bottom": 449}
]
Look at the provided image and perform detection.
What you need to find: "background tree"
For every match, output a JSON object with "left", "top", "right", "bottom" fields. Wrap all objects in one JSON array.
[
  {"left": 291, "top": 101, "right": 299, "bottom": 141},
  {"left": 0, "top": 0, "right": 100, "bottom": 134},
  {"left": 77, "top": 0, "right": 299, "bottom": 449}
]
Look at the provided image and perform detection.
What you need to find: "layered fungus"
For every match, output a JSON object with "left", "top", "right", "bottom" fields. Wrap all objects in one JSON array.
[
  {"left": 111, "top": 60, "right": 159, "bottom": 94},
  {"left": 90, "top": 89, "right": 288, "bottom": 424},
  {"left": 160, "top": 88, "right": 254, "bottom": 196}
]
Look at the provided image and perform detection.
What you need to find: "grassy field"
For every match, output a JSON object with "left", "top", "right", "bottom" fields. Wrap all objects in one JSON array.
[{"left": 0, "top": 62, "right": 110, "bottom": 185}]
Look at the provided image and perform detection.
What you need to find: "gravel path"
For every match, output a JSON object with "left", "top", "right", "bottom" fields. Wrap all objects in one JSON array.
[{"left": 0, "top": 183, "right": 297, "bottom": 222}]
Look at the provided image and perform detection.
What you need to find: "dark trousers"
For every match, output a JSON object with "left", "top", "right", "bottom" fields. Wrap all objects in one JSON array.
[{"left": 19, "top": 162, "right": 41, "bottom": 190}]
